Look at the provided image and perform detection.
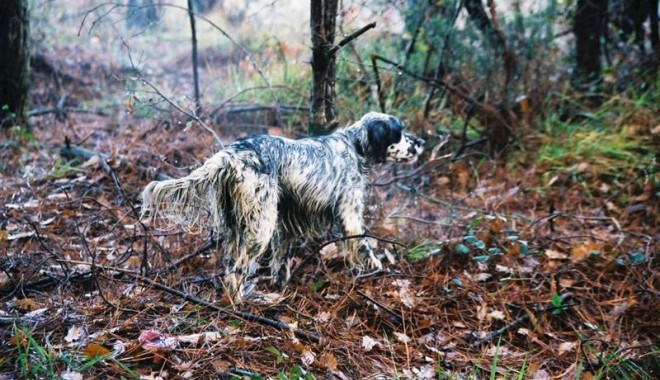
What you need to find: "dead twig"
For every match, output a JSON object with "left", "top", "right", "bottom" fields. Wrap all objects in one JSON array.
[
  {"left": 137, "top": 76, "right": 223, "bottom": 149},
  {"left": 59, "top": 141, "right": 173, "bottom": 182},
  {"left": 161, "top": 237, "right": 221, "bottom": 273},
  {"left": 56, "top": 259, "right": 321, "bottom": 344},
  {"left": 471, "top": 292, "right": 573, "bottom": 348},
  {"left": 328, "top": 22, "right": 376, "bottom": 55},
  {"left": 355, "top": 289, "right": 403, "bottom": 323}
]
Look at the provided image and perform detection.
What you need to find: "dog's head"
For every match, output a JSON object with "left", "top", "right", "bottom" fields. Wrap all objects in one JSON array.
[{"left": 354, "top": 112, "right": 424, "bottom": 164}]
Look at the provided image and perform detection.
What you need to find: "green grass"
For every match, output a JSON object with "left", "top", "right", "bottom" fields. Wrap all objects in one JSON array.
[
  {"left": 49, "top": 158, "right": 87, "bottom": 179},
  {"left": 585, "top": 343, "right": 660, "bottom": 380},
  {"left": 10, "top": 323, "right": 140, "bottom": 379},
  {"left": 532, "top": 83, "right": 658, "bottom": 186},
  {"left": 13, "top": 324, "right": 57, "bottom": 379}
]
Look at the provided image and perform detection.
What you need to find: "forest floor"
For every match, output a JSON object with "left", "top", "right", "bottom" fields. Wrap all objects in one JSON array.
[{"left": 1, "top": 34, "right": 659, "bottom": 380}]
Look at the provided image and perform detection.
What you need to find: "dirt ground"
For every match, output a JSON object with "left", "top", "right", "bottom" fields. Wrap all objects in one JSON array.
[{"left": 1, "top": 3, "right": 659, "bottom": 379}]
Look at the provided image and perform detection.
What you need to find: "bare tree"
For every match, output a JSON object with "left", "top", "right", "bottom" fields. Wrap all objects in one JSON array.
[
  {"left": 191, "top": 0, "right": 219, "bottom": 13},
  {"left": 464, "top": 0, "right": 516, "bottom": 94},
  {"left": 573, "top": 0, "right": 608, "bottom": 88},
  {"left": 126, "top": 0, "right": 159, "bottom": 28},
  {"left": 309, "top": 0, "right": 339, "bottom": 135},
  {"left": 187, "top": 0, "right": 201, "bottom": 113},
  {"left": 0, "top": 0, "right": 30, "bottom": 129}
]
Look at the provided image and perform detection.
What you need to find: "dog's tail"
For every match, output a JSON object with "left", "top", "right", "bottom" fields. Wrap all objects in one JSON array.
[{"left": 140, "top": 152, "right": 231, "bottom": 233}]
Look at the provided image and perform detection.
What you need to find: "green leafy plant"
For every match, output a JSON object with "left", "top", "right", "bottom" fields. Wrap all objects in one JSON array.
[
  {"left": 50, "top": 159, "right": 87, "bottom": 179},
  {"left": 264, "top": 345, "right": 286, "bottom": 364},
  {"left": 406, "top": 241, "right": 442, "bottom": 262}
]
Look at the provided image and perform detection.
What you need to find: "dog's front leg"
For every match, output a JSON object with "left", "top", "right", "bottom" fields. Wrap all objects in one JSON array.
[{"left": 338, "top": 197, "right": 383, "bottom": 274}]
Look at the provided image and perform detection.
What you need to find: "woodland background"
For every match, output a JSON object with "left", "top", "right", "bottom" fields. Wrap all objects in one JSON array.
[{"left": 0, "top": 0, "right": 658, "bottom": 379}]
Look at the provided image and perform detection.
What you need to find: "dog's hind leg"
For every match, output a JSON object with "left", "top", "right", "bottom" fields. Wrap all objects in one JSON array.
[{"left": 224, "top": 168, "right": 278, "bottom": 299}]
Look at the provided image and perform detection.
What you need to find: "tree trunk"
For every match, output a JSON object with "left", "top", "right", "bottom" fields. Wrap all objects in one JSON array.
[
  {"left": 464, "top": 0, "right": 516, "bottom": 91},
  {"left": 191, "top": 0, "right": 219, "bottom": 13},
  {"left": 127, "top": 0, "right": 159, "bottom": 29},
  {"left": 573, "top": 0, "right": 608, "bottom": 88},
  {"left": 309, "top": 0, "right": 339, "bottom": 135},
  {"left": 187, "top": 0, "right": 201, "bottom": 114},
  {"left": 0, "top": 0, "right": 30, "bottom": 130}
]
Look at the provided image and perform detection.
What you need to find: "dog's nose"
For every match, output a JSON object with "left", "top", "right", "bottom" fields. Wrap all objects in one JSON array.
[{"left": 417, "top": 138, "right": 425, "bottom": 147}]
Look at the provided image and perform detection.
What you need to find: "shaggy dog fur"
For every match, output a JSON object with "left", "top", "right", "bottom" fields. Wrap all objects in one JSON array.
[{"left": 141, "top": 112, "right": 424, "bottom": 297}]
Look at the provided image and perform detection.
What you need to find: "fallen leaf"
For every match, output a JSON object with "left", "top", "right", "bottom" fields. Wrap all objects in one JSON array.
[
  {"left": 139, "top": 330, "right": 177, "bottom": 349},
  {"left": 557, "top": 341, "right": 576, "bottom": 355},
  {"left": 319, "top": 352, "right": 338, "bottom": 371},
  {"left": 7, "top": 231, "right": 36, "bottom": 241},
  {"left": 82, "top": 343, "right": 111, "bottom": 358},
  {"left": 571, "top": 242, "right": 602, "bottom": 262},
  {"left": 361, "top": 335, "right": 380, "bottom": 352},
  {"left": 545, "top": 249, "right": 567, "bottom": 260},
  {"left": 474, "top": 272, "right": 492, "bottom": 282},
  {"left": 60, "top": 370, "right": 83, "bottom": 380},
  {"left": 393, "top": 279, "right": 417, "bottom": 308},
  {"left": 16, "top": 298, "right": 40, "bottom": 311},
  {"left": 394, "top": 332, "right": 411, "bottom": 344},
  {"left": 412, "top": 365, "right": 436, "bottom": 380},
  {"left": 488, "top": 310, "right": 506, "bottom": 321},
  {"left": 559, "top": 278, "right": 575, "bottom": 288},
  {"left": 211, "top": 359, "right": 229, "bottom": 372},
  {"left": 176, "top": 331, "right": 223, "bottom": 345},
  {"left": 517, "top": 328, "right": 531, "bottom": 336},
  {"left": 315, "top": 311, "right": 331, "bottom": 323},
  {"left": 64, "top": 325, "right": 82, "bottom": 343},
  {"left": 477, "top": 303, "right": 487, "bottom": 321},
  {"left": 301, "top": 349, "right": 316, "bottom": 366}
]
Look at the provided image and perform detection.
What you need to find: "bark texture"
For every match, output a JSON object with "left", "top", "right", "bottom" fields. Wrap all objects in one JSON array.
[
  {"left": 0, "top": 0, "right": 30, "bottom": 129},
  {"left": 310, "top": 0, "right": 339, "bottom": 135}
]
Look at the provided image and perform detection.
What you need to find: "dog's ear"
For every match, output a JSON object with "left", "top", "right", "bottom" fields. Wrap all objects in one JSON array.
[{"left": 366, "top": 115, "right": 403, "bottom": 163}]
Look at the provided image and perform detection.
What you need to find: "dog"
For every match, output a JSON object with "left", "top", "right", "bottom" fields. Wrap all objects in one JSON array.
[{"left": 140, "top": 112, "right": 424, "bottom": 298}]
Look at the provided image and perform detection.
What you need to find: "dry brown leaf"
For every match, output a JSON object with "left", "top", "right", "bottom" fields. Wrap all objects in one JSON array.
[
  {"left": 477, "top": 303, "right": 487, "bottom": 321},
  {"left": 571, "top": 242, "right": 602, "bottom": 262},
  {"left": 393, "top": 279, "right": 417, "bottom": 308},
  {"left": 545, "top": 249, "right": 568, "bottom": 260},
  {"left": 319, "top": 352, "right": 338, "bottom": 371},
  {"left": 211, "top": 359, "right": 229, "bottom": 372},
  {"left": 16, "top": 298, "right": 40, "bottom": 311},
  {"left": 64, "top": 325, "right": 82, "bottom": 343},
  {"left": 559, "top": 278, "right": 575, "bottom": 288},
  {"left": 557, "top": 341, "right": 576, "bottom": 355},
  {"left": 488, "top": 310, "right": 506, "bottom": 321},
  {"left": 82, "top": 343, "right": 111, "bottom": 358}
]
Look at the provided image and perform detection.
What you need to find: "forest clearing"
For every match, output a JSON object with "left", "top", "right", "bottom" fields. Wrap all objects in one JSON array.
[{"left": 0, "top": 1, "right": 658, "bottom": 379}]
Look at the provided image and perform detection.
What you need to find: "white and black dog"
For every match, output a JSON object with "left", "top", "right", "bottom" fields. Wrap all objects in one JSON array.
[{"left": 141, "top": 112, "right": 424, "bottom": 297}]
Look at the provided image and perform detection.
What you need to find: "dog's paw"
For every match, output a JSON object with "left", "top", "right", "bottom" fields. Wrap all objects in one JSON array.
[{"left": 352, "top": 245, "right": 383, "bottom": 275}]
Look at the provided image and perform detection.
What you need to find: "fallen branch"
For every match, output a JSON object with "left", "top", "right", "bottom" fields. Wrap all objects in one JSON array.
[
  {"left": 162, "top": 237, "right": 221, "bottom": 273},
  {"left": 59, "top": 140, "right": 173, "bottom": 182},
  {"left": 356, "top": 289, "right": 402, "bottom": 324},
  {"left": 56, "top": 259, "right": 322, "bottom": 344},
  {"left": 28, "top": 107, "right": 110, "bottom": 118},
  {"left": 471, "top": 292, "right": 573, "bottom": 348}
]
